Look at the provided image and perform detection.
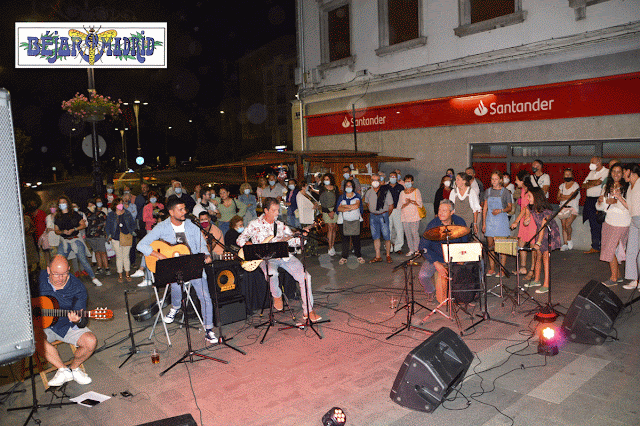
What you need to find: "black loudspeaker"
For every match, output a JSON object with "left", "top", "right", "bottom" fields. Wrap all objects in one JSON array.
[
  {"left": 390, "top": 327, "right": 473, "bottom": 413},
  {"left": 561, "top": 280, "right": 623, "bottom": 345},
  {"left": 0, "top": 88, "right": 35, "bottom": 366},
  {"left": 206, "top": 261, "right": 247, "bottom": 325},
  {"left": 135, "top": 414, "right": 197, "bottom": 426}
]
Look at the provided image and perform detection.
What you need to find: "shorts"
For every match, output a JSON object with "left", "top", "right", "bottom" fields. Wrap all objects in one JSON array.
[
  {"left": 369, "top": 212, "right": 390, "bottom": 241},
  {"left": 86, "top": 237, "right": 107, "bottom": 253},
  {"left": 44, "top": 326, "right": 92, "bottom": 347},
  {"left": 322, "top": 211, "right": 338, "bottom": 224}
]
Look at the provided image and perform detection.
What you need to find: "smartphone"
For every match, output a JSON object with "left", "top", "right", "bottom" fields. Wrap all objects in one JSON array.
[{"left": 80, "top": 398, "right": 100, "bottom": 406}]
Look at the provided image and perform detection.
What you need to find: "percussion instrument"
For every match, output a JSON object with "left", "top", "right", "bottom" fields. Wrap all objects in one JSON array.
[
  {"left": 423, "top": 225, "right": 470, "bottom": 241},
  {"left": 495, "top": 237, "right": 518, "bottom": 256}
]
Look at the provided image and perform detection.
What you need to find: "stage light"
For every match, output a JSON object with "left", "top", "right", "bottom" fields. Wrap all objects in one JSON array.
[
  {"left": 538, "top": 326, "right": 559, "bottom": 356},
  {"left": 322, "top": 407, "right": 346, "bottom": 426}
]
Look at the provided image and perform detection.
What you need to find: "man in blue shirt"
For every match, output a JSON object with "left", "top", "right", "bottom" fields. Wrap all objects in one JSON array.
[
  {"left": 36, "top": 255, "right": 96, "bottom": 386},
  {"left": 418, "top": 200, "right": 469, "bottom": 302},
  {"left": 137, "top": 197, "right": 217, "bottom": 344}
]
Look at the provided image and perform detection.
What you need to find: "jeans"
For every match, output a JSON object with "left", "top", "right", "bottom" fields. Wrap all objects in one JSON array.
[
  {"left": 584, "top": 197, "right": 602, "bottom": 250},
  {"left": 218, "top": 221, "right": 230, "bottom": 236},
  {"left": 625, "top": 216, "right": 640, "bottom": 281},
  {"left": 170, "top": 277, "right": 213, "bottom": 329},
  {"left": 369, "top": 212, "right": 391, "bottom": 241},
  {"left": 59, "top": 238, "right": 95, "bottom": 278}
]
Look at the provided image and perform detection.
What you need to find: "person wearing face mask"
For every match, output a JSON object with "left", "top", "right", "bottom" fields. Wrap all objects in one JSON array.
[
  {"left": 582, "top": 156, "right": 609, "bottom": 254},
  {"left": 337, "top": 180, "right": 364, "bottom": 264},
  {"left": 482, "top": 171, "right": 513, "bottom": 277},
  {"left": 434, "top": 175, "right": 453, "bottom": 216},
  {"left": 319, "top": 173, "right": 339, "bottom": 256},
  {"left": 297, "top": 180, "right": 321, "bottom": 256},
  {"left": 216, "top": 186, "right": 247, "bottom": 236},
  {"left": 197, "top": 211, "right": 225, "bottom": 257},
  {"left": 528, "top": 159, "right": 550, "bottom": 198},
  {"left": 285, "top": 179, "right": 300, "bottom": 228},
  {"left": 557, "top": 168, "right": 581, "bottom": 251},
  {"left": 503, "top": 173, "right": 515, "bottom": 196},
  {"left": 341, "top": 165, "right": 362, "bottom": 195},
  {"left": 260, "top": 173, "right": 286, "bottom": 203},
  {"left": 224, "top": 215, "right": 244, "bottom": 251},
  {"left": 105, "top": 197, "right": 136, "bottom": 283},
  {"left": 398, "top": 174, "right": 423, "bottom": 256},
  {"left": 85, "top": 198, "right": 110, "bottom": 276},
  {"left": 446, "top": 168, "right": 455, "bottom": 179},
  {"left": 387, "top": 171, "right": 405, "bottom": 253},
  {"left": 364, "top": 174, "right": 394, "bottom": 263},
  {"left": 238, "top": 182, "right": 257, "bottom": 226},
  {"left": 54, "top": 196, "right": 102, "bottom": 286},
  {"left": 166, "top": 182, "right": 196, "bottom": 214},
  {"left": 105, "top": 184, "right": 115, "bottom": 208}
]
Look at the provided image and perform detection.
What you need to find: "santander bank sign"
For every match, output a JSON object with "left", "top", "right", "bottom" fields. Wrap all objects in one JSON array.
[
  {"left": 305, "top": 73, "right": 639, "bottom": 138},
  {"left": 474, "top": 98, "right": 554, "bottom": 117}
]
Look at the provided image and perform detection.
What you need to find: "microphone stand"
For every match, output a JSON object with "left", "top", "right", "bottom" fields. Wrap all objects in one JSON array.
[
  {"left": 188, "top": 217, "right": 246, "bottom": 356},
  {"left": 524, "top": 189, "right": 579, "bottom": 322}
]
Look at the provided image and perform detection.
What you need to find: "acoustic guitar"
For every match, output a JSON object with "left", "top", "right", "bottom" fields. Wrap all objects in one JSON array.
[
  {"left": 32, "top": 295, "right": 113, "bottom": 329},
  {"left": 145, "top": 240, "right": 235, "bottom": 274}
]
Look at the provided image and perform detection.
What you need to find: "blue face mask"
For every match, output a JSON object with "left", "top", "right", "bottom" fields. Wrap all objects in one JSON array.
[
  {"left": 237, "top": 227, "right": 244, "bottom": 233},
  {"left": 244, "top": 188, "right": 251, "bottom": 194},
  {"left": 404, "top": 182, "right": 412, "bottom": 188},
  {"left": 389, "top": 177, "right": 397, "bottom": 184},
  {"left": 288, "top": 184, "right": 295, "bottom": 190},
  {"left": 268, "top": 180, "right": 276, "bottom": 186},
  {"left": 345, "top": 187, "right": 353, "bottom": 193},
  {"left": 175, "top": 187, "right": 182, "bottom": 194},
  {"left": 106, "top": 188, "right": 113, "bottom": 194},
  {"left": 59, "top": 203, "right": 67, "bottom": 210},
  {"left": 96, "top": 202, "right": 103, "bottom": 208},
  {"left": 149, "top": 197, "right": 157, "bottom": 203}
]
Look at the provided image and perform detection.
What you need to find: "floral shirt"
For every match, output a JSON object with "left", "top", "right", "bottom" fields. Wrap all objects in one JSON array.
[{"left": 236, "top": 214, "right": 301, "bottom": 255}]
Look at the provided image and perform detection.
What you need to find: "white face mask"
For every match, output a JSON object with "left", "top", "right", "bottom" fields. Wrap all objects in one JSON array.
[
  {"left": 371, "top": 181, "right": 380, "bottom": 188},
  {"left": 389, "top": 177, "right": 397, "bottom": 184},
  {"left": 345, "top": 187, "right": 353, "bottom": 193},
  {"left": 503, "top": 176, "right": 510, "bottom": 185},
  {"left": 343, "top": 172, "right": 350, "bottom": 179},
  {"left": 324, "top": 180, "right": 330, "bottom": 186},
  {"left": 288, "top": 184, "right": 295, "bottom": 190},
  {"left": 404, "top": 181, "right": 412, "bottom": 188},
  {"left": 589, "top": 163, "right": 597, "bottom": 171},
  {"left": 244, "top": 188, "right": 251, "bottom": 194},
  {"left": 444, "top": 180, "right": 451, "bottom": 187}
]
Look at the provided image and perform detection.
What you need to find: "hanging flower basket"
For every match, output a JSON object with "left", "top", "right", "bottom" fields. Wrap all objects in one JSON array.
[{"left": 62, "top": 90, "right": 122, "bottom": 122}]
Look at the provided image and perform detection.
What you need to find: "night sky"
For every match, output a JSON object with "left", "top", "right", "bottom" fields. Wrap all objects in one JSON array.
[{"left": 0, "top": 0, "right": 295, "bottom": 176}]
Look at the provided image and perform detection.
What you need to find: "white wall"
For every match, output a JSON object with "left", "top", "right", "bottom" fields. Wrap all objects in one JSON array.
[{"left": 301, "top": 0, "right": 640, "bottom": 87}]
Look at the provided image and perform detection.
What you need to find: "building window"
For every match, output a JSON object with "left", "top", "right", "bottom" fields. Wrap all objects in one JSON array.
[
  {"left": 455, "top": 0, "right": 526, "bottom": 38},
  {"left": 318, "top": 0, "right": 355, "bottom": 72},
  {"left": 376, "top": 0, "right": 427, "bottom": 56}
]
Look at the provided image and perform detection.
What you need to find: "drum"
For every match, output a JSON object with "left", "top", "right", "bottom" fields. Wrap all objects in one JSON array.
[{"left": 495, "top": 237, "right": 518, "bottom": 256}]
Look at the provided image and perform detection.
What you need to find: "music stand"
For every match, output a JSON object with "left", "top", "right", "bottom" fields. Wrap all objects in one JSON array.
[
  {"left": 244, "top": 242, "right": 297, "bottom": 343},
  {"left": 154, "top": 254, "right": 228, "bottom": 376}
]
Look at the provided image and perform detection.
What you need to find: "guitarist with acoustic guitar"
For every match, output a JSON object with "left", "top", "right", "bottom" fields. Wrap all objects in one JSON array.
[
  {"left": 34, "top": 255, "right": 97, "bottom": 386},
  {"left": 236, "top": 197, "right": 322, "bottom": 322},
  {"left": 136, "top": 197, "right": 218, "bottom": 345}
]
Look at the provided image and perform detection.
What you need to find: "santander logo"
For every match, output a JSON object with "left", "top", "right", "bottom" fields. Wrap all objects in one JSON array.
[
  {"left": 474, "top": 98, "right": 555, "bottom": 117},
  {"left": 342, "top": 114, "right": 387, "bottom": 128},
  {"left": 474, "top": 100, "right": 489, "bottom": 116}
]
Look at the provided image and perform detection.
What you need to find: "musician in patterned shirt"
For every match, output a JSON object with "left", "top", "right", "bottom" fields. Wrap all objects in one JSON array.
[{"left": 236, "top": 197, "right": 321, "bottom": 322}]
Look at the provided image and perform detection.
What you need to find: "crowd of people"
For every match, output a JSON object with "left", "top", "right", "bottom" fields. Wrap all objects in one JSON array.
[{"left": 26, "top": 157, "right": 640, "bottom": 387}]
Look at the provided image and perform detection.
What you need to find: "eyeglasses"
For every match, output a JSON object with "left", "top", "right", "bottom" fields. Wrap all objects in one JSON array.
[{"left": 50, "top": 271, "right": 70, "bottom": 278}]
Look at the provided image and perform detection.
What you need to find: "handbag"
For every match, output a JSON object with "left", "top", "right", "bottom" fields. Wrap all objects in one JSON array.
[
  {"left": 38, "top": 232, "right": 50, "bottom": 250},
  {"left": 595, "top": 210, "right": 606, "bottom": 224},
  {"left": 119, "top": 232, "right": 133, "bottom": 247},
  {"left": 418, "top": 205, "right": 427, "bottom": 219},
  {"left": 343, "top": 219, "right": 360, "bottom": 236}
]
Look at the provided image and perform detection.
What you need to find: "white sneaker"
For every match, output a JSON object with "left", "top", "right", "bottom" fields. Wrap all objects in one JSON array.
[
  {"left": 205, "top": 330, "right": 218, "bottom": 344},
  {"left": 163, "top": 307, "right": 179, "bottom": 323},
  {"left": 328, "top": 247, "right": 336, "bottom": 256},
  {"left": 130, "top": 269, "right": 144, "bottom": 278},
  {"left": 623, "top": 280, "right": 638, "bottom": 290},
  {"left": 92, "top": 278, "right": 103, "bottom": 287},
  {"left": 71, "top": 367, "right": 92, "bottom": 385},
  {"left": 48, "top": 368, "right": 73, "bottom": 387},
  {"left": 560, "top": 244, "right": 569, "bottom": 251},
  {"left": 137, "top": 279, "right": 152, "bottom": 287},
  {"left": 567, "top": 240, "right": 573, "bottom": 250}
]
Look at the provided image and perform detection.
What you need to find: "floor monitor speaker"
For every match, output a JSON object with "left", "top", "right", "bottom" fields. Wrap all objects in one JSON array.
[
  {"left": 390, "top": 327, "right": 473, "bottom": 413},
  {"left": 561, "top": 280, "right": 623, "bottom": 345}
]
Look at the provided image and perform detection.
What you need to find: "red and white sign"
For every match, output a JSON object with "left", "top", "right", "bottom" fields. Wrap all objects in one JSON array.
[{"left": 306, "top": 73, "right": 640, "bottom": 137}]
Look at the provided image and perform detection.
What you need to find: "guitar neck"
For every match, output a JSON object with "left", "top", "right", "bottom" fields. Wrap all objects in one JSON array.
[{"left": 38, "top": 308, "right": 89, "bottom": 318}]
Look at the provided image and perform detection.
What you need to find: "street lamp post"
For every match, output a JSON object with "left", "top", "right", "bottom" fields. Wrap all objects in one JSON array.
[
  {"left": 125, "top": 100, "right": 147, "bottom": 186},
  {"left": 118, "top": 128, "right": 128, "bottom": 171}
]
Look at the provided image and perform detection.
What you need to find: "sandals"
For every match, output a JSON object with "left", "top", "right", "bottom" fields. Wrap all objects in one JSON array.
[
  {"left": 486, "top": 270, "right": 496, "bottom": 277},
  {"left": 339, "top": 258, "right": 347, "bottom": 265},
  {"left": 117, "top": 276, "right": 123, "bottom": 283},
  {"left": 126, "top": 275, "right": 132, "bottom": 282},
  {"left": 369, "top": 257, "right": 383, "bottom": 263},
  {"left": 386, "top": 255, "right": 393, "bottom": 264},
  {"left": 518, "top": 267, "right": 528, "bottom": 275},
  {"left": 357, "top": 257, "right": 365, "bottom": 264}
]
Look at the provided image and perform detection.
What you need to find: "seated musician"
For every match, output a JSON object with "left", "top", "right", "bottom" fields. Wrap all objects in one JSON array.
[
  {"left": 35, "top": 255, "right": 96, "bottom": 386},
  {"left": 418, "top": 200, "right": 469, "bottom": 303},
  {"left": 197, "top": 210, "right": 225, "bottom": 257},
  {"left": 137, "top": 197, "right": 217, "bottom": 344},
  {"left": 236, "top": 197, "right": 321, "bottom": 322}
]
